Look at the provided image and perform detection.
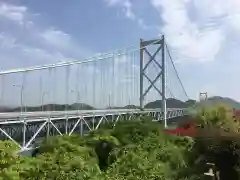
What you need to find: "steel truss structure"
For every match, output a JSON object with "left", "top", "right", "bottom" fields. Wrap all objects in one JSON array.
[
  {"left": 140, "top": 35, "right": 167, "bottom": 127},
  {"left": 0, "top": 108, "right": 186, "bottom": 151}
]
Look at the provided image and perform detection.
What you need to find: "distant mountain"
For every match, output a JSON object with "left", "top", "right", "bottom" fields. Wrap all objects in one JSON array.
[
  {"left": 1, "top": 96, "right": 239, "bottom": 113},
  {"left": 145, "top": 98, "right": 196, "bottom": 109},
  {"left": 197, "top": 96, "right": 240, "bottom": 109},
  {"left": 124, "top": 105, "right": 139, "bottom": 109},
  {"left": 1, "top": 103, "right": 94, "bottom": 112},
  {"left": 107, "top": 105, "right": 139, "bottom": 109},
  {"left": 185, "top": 99, "right": 197, "bottom": 107},
  {"left": 70, "top": 103, "right": 94, "bottom": 110},
  {"left": 0, "top": 106, "right": 13, "bottom": 112},
  {"left": 144, "top": 96, "right": 240, "bottom": 110}
]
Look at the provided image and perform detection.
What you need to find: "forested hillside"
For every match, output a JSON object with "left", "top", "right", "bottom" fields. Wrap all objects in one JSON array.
[{"left": 2, "top": 96, "right": 240, "bottom": 113}]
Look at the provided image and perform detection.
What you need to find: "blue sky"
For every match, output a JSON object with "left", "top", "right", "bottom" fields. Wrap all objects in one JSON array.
[{"left": 0, "top": 0, "right": 240, "bottom": 107}]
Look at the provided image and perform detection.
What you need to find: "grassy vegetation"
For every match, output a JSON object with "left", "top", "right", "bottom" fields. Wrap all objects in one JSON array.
[{"left": 0, "top": 105, "right": 240, "bottom": 179}]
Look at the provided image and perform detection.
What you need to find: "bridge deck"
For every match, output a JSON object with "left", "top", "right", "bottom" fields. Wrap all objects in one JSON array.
[
  {"left": 0, "top": 108, "right": 187, "bottom": 151},
  {"left": 0, "top": 108, "right": 184, "bottom": 120}
]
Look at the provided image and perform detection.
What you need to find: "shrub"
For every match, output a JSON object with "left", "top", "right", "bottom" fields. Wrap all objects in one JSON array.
[
  {"left": 110, "top": 116, "right": 161, "bottom": 145},
  {"left": 194, "top": 104, "right": 240, "bottom": 179},
  {"left": 0, "top": 113, "right": 226, "bottom": 179},
  {"left": 0, "top": 141, "right": 20, "bottom": 169},
  {"left": 105, "top": 132, "right": 202, "bottom": 180}
]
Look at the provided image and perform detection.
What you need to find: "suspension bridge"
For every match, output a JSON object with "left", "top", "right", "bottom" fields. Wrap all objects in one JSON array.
[{"left": 0, "top": 35, "right": 191, "bottom": 151}]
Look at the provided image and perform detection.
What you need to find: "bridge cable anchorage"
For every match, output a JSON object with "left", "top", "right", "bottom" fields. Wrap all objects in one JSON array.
[{"left": 165, "top": 42, "right": 189, "bottom": 100}]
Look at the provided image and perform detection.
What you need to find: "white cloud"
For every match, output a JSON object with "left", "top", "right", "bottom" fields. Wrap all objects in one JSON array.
[
  {"left": 193, "top": 0, "right": 240, "bottom": 18},
  {"left": 137, "top": 19, "right": 150, "bottom": 30},
  {"left": 0, "top": 33, "right": 17, "bottom": 49},
  {"left": 228, "top": 14, "right": 240, "bottom": 31},
  {"left": 41, "top": 29, "right": 71, "bottom": 48},
  {"left": 40, "top": 28, "right": 90, "bottom": 59},
  {"left": 104, "top": 0, "right": 135, "bottom": 20},
  {"left": 151, "top": 0, "right": 240, "bottom": 62},
  {"left": 104, "top": 0, "right": 152, "bottom": 29},
  {"left": 122, "top": 0, "right": 135, "bottom": 20},
  {"left": 0, "top": 33, "right": 70, "bottom": 70},
  {"left": 0, "top": 3, "right": 92, "bottom": 70},
  {"left": 0, "top": 3, "right": 27, "bottom": 24}
]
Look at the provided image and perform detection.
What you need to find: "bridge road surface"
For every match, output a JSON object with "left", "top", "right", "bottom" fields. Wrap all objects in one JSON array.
[
  {"left": 0, "top": 109, "right": 140, "bottom": 120},
  {"left": 0, "top": 108, "right": 179, "bottom": 121}
]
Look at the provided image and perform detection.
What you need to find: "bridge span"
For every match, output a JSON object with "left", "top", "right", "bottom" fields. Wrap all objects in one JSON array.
[
  {"left": 0, "top": 36, "right": 191, "bottom": 152},
  {"left": 0, "top": 108, "right": 187, "bottom": 151}
]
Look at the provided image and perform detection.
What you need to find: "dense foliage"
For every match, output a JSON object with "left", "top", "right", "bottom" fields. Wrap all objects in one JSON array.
[
  {"left": 0, "top": 115, "right": 204, "bottom": 180},
  {"left": 194, "top": 104, "right": 240, "bottom": 179},
  {"left": 1, "top": 105, "right": 240, "bottom": 179}
]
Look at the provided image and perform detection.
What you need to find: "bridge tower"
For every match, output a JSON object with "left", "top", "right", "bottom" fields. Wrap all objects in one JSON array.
[
  {"left": 199, "top": 92, "right": 208, "bottom": 101},
  {"left": 139, "top": 35, "right": 167, "bottom": 127}
]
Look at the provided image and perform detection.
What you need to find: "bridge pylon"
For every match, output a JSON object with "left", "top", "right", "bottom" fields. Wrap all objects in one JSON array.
[
  {"left": 139, "top": 35, "right": 167, "bottom": 127},
  {"left": 199, "top": 92, "right": 208, "bottom": 101}
]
